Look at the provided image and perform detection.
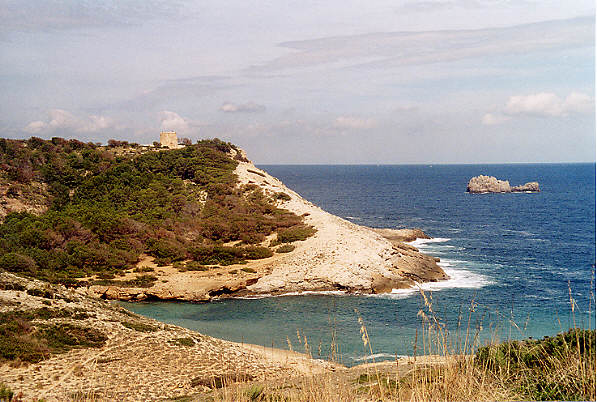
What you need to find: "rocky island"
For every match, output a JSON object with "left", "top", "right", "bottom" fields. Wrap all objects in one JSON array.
[{"left": 466, "top": 175, "right": 540, "bottom": 193}]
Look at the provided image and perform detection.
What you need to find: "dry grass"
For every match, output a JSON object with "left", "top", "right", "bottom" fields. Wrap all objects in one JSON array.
[{"left": 206, "top": 285, "right": 595, "bottom": 402}]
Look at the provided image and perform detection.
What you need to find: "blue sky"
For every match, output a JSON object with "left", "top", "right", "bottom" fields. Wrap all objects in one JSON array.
[{"left": 0, "top": 0, "right": 594, "bottom": 163}]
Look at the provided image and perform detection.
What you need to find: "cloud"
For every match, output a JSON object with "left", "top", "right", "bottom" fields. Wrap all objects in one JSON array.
[
  {"left": 333, "top": 116, "right": 376, "bottom": 130},
  {"left": 220, "top": 101, "right": 266, "bottom": 113},
  {"left": 159, "top": 111, "right": 190, "bottom": 133},
  {"left": 250, "top": 17, "right": 593, "bottom": 73},
  {"left": 481, "top": 113, "right": 511, "bottom": 125},
  {"left": 0, "top": 0, "right": 186, "bottom": 35},
  {"left": 24, "top": 109, "right": 116, "bottom": 134},
  {"left": 504, "top": 91, "right": 594, "bottom": 117},
  {"left": 482, "top": 91, "right": 594, "bottom": 124},
  {"left": 400, "top": 0, "right": 527, "bottom": 13}
]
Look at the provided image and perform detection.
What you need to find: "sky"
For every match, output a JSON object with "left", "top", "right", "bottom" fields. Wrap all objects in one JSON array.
[{"left": 0, "top": 0, "right": 595, "bottom": 164}]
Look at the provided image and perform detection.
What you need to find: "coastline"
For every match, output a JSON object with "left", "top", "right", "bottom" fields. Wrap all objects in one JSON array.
[{"left": 85, "top": 156, "right": 448, "bottom": 303}]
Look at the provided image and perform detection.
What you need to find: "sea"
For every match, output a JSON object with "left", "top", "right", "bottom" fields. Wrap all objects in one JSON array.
[{"left": 122, "top": 164, "right": 596, "bottom": 366}]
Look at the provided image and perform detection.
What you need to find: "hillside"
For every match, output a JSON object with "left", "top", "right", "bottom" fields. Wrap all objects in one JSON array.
[
  {"left": 0, "top": 137, "right": 446, "bottom": 301},
  {"left": 0, "top": 138, "right": 312, "bottom": 287}
]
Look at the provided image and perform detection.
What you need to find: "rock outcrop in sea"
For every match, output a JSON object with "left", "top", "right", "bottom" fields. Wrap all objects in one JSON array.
[{"left": 466, "top": 175, "right": 540, "bottom": 194}]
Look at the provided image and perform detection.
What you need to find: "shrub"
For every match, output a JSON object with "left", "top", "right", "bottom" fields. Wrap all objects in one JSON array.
[
  {"left": 182, "top": 261, "right": 209, "bottom": 271},
  {"left": 146, "top": 238, "right": 186, "bottom": 262},
  {"left": 0, "top": 252, "right": 38, "bottom": 274},
  {"left": 241, "top": 267, "right": 256, "bottom": 273},
  {"left": 40, "top": 324, "right": 107, "bottom": 352},
  {"left": 188, "top": 245, "right": 245, "bottom": 266},
  {"left": 243, "top": 246, "right": 273, "bottom": 260},
  {"left": 0, "top": 383, "right": 14, "bottom": 401},
  {"left": 168, "top": 337, "right": 195, "bottom": 347},
  {"left": 247, "top": 169, "right": 265, "bottom": 177},
  {"left": 274, "top": 225, "right": 316, "bottom": 244},
  {"left": 273, "top": 192, "right": 291, "bottom": 201},
  {"left": 121, "top": 321, "right": 158, "bottom": 332},
  {"left": 476, "top": 329, "right": 596, "bottom": 401},
  {"left": 276, "top": 244, "right": 295, "bottom": 253}
]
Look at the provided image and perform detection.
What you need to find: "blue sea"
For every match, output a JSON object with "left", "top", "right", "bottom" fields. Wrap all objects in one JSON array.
[{"left": 123, "top": 164, "right": 596, "bottom": 366}]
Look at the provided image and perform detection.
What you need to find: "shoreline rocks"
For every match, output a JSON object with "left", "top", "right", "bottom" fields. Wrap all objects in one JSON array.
[{"left": 466, "top": 175, "right": 539, "bottom": 193}]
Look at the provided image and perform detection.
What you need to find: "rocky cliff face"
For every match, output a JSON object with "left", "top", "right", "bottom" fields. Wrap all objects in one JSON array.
[{"left": 466, "top": 175, "right": 540, "bottom": 193}]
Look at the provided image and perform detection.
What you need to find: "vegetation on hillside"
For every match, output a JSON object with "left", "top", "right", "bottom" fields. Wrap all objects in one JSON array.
[{"left": 0, "top": 137, "right": 313, "bottom": 285}]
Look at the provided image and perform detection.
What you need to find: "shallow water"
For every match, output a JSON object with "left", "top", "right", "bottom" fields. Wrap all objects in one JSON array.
[{"left": 122, "top": 164, "right": 595, "bottom": 365}]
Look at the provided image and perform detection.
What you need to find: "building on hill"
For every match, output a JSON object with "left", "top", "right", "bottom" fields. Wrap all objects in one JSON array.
[{"left": 160, "top": 131, "right": 178, "bottom": 149}]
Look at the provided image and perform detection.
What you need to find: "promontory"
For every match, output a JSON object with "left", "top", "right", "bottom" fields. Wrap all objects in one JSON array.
[{"left": 0, "top": 137, "right": 447, "bottom": 303}]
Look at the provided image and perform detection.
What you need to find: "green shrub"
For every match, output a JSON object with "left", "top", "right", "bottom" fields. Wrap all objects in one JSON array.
[
  {"left": 0, "top": 252, "right": 38, "bottom": 274},
  {"left": 247, "top": 169, "right": 265, "bottom": 177},
  {"left": 476, "top": 329, "right": 596, "bottom": 401},
  {"left": 276, "top": 244, "right": 296, "bottom": 253},
  {"left": 241, "top": 267, "right": 256, "bottom": 273},
  {"left": 182, "top": 261, "right": 209, "bottom": 271},
  {"left": 189, "top": 245, "right": 245, "bottom": 266},
  {"left": 274, "top": 225, "right": 316, "bottom": 244},
  {"left": 146, "top": 238, "right": 186, "bottom": 262},
  {"left": 0, "top": 383, "right": 14, "bottom": 401},
  {"left": 0, "top": 313, "right": 106, "bottom": 363},
  {"left": 40, "top": 323, "right": 107, "bottom": 352},
  {"left": 26, "top": 288, "right": 54, "bottom": 299},
  {"left": 133, "top": 266, "right": 155, "bottom": 273},
  {"left": 243, "top": 246, "right": 273, "bottom": 260},
  {"left": 121, "top": 321, "right": 158, "bottom": 332},
  {"left": 168, "top": 337, "right": 195, "bottom": 347},
  {"left": 273, "top": 192, "right": 291, "bottom": 201}
]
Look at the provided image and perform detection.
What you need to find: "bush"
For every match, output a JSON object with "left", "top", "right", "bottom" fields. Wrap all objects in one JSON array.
[
  {"left": 188, "top": 245, "right": 245, "bottom": 266},
  {"left": 276, "top": 244, "right": 295, "bottom": 253},
  {"left": 121, "top": 321, "right": 158, "bottom": 332},
  {"left": 476, "top": 329, "right": 596, "bottom": 401},
  {"left": 0, "top": 252, "right": 38, "bottom": 274},
  {"left": 181, "top": 261, "right": 209, "bottom": 271},
  {"left": 274, "top": 225, "right": 316, "bottom": 244},
  {"left": 243, "top": 246, "right": 273, "bottom": 260},
  {"left": 168, "top": 337, "right": 195, "bottom": 347},
  {"left": 146, "top": 238, "right": 186, "bottom": 262},
  {"left": 273, "top": 192, "right": 291, "bottom": 201},
  {"left": 241, "top": 267, "right": 256, "bottom": 273}
]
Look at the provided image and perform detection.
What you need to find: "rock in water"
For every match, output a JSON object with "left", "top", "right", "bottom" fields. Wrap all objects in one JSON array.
[
  {"left": 466, "top": 175, "right": 511, "bottom": 193},
  {"left": 512, "top": 182, "right": 540, "bottom": 192},
  {"left": 466, "top": 175, "right": 540, "bottom": 193}
]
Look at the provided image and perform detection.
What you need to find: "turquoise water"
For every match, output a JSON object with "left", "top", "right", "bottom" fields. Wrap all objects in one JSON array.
[{"left": 122, "top": 164, "right": 595, "bottom": 365}]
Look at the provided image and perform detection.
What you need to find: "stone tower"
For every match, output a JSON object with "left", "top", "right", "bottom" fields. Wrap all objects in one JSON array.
[{"left": 160, "top": 131, "right": 178, "bottom": 149}]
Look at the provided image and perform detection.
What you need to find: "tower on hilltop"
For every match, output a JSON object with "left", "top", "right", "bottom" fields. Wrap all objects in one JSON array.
[{"left": 160, "top": 131, "right": 178, "bottom": 149}]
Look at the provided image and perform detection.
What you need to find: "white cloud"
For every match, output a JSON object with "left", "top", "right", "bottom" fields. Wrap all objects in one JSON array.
[
  {"left": 484, "top": 91, "right": 594, "bottom": 124},
  {"left": 504, "top": 91, "right": 594, "bottom": 117},
  {"left": 481, "top": 113, "right": 511, "bottom": 125},
  {"left": 333, "top": 116, "right": 376, "bottom": 130},
  {"left": 505, "top": 92, "right": 564, "bottom": 117},
  {"left": 159, "top": 110, "right": 190, "bottom": 133},
  {"left": 220, "top": 101, "right": 266, "bottom": 113},
  {"left": 563, "top": 92, "right": 594, "bottom": 114},
  {"left": 252, "top": 17, "right": 592, "bottom": 73},
  {"left": 23, "top": 109, "right": 116, "bottom": 134}
]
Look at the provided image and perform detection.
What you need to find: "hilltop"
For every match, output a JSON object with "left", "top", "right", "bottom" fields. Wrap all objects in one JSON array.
[{"left": 0, "top": 136, "right": 446, "bottom": 300}]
